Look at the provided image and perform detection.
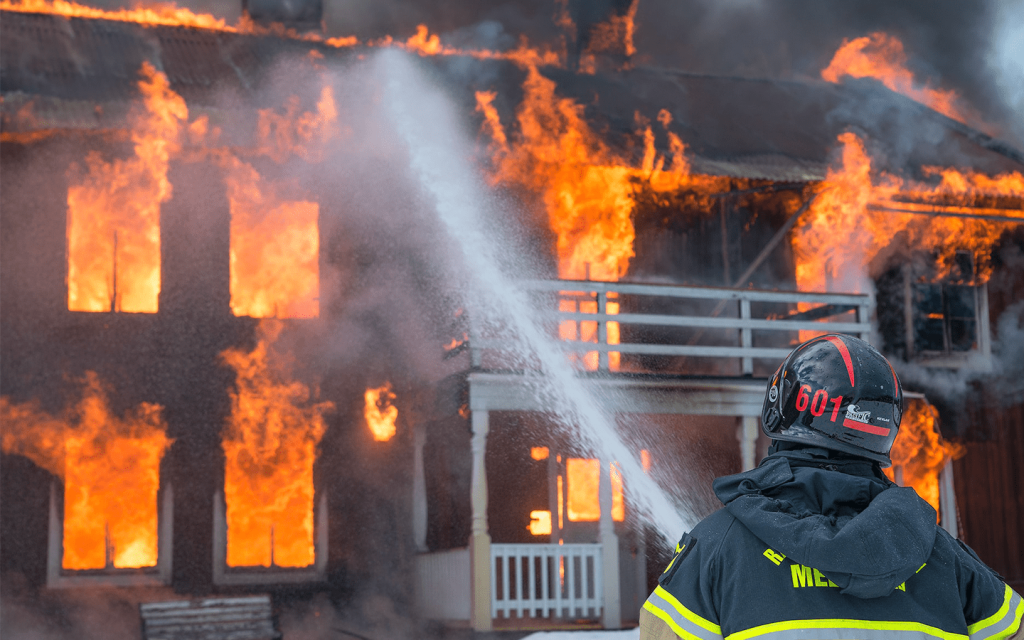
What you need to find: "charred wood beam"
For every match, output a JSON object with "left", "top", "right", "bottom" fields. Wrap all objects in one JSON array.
[
  {"left": 706, "top": 182, "right": 806, "bottom": 199},
  {"left": 730, "top": 191, "right": 820, "bottom": 289},
  {"left": 686, "top": 192, "right": 820, "bottom": 347},
  {"left": 867, "top": 203, "right": 1024, "bottom": 224}
]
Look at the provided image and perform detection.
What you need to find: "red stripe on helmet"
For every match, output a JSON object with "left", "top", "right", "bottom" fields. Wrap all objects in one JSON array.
[
  {"left": 843, "top": 418, "right": 890, "bottom": 437},
  {"left": 825, "top": 335, "right": 855, "bottom": 386}
]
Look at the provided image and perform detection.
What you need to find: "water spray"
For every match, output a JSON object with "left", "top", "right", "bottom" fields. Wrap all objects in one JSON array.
[{"left": 378, "top": 49, "right": 694, "bottom": 543}]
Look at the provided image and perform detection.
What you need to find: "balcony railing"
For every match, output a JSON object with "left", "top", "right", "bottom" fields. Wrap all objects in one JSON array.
[
  {"left": 469, "top": 280, "right": 873, "bottom": 376},
  {"left": 491, "top": 543, "right": 603, "bottom": 620}
]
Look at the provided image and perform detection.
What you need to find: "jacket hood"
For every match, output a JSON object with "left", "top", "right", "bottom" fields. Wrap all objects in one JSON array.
[{"left": 712, "top": 451, "right": 937, "bottom": 599}]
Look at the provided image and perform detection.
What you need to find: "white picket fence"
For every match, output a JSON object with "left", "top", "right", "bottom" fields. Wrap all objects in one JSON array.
[{"left": 491, "top": 543, "right": 603, "bottom": 620}]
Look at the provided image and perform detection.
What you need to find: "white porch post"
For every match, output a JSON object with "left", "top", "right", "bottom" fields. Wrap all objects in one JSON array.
[
  {"left": 470, "top": 410, "right": 492, "bottom": 631},
  {"left": 939, "top": 458, "right": 958, "bottom": 539},
  {"left": 599, "top": 461, "right": 621, "bottom": 629},
  {"left": 738, "top": 416, "right": 759, "bottom": 472},
  {"left": 412, "top": 423, "right": 428, "bottom": 553}
]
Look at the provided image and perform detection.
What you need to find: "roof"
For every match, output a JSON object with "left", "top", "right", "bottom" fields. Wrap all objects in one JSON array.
[{"left": 3, "top": 9, "right": 1022, "bottom": 181}]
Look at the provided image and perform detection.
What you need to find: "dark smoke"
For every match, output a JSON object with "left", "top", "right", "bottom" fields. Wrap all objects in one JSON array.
[
  {"left": 632, "top": 0, "right": 1022, "bottom": 147},
  {"left": 64, "top": 0, "right": 1024, "bottom": 147}
]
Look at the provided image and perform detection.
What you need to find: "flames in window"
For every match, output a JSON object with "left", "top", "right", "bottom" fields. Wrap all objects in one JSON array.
[
  {"left": 65, "top": 62, "right": 334, "bottom": 319},
  {"left": 364, "top": 383, "right": 398, "bottom": 442},
  {"left": 792, "top": 131, "right": 1023, "bottom": 301},
  {"left": 564, "top": 458, "right": 625, "bottom": 523},
  {"left": 220, "top": 320, "right": 333, "bottom": 568},
  {"left": 66, "top": 62, "right": 185, "bottom": 313},
  {"left": 227, "top": 86, "right": 338, "bottom": 319},
  {"left": 0, "top": 373, "right": 171, "bottom": 569}
]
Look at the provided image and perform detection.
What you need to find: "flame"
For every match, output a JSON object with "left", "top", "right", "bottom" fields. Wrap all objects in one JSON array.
[
  {"left": 64, "top": 59, "right": 330, "bottom": 319},
  {"left": 0, "top": 0, "right": 233, "bottom": 30},
  {"left": 531, "top": 446, "right": 550, "bottom": 461},
  {"left": 0, "top": 1, "right": 566, "bottom": 69},
  {"left": 884, "top": 399, "right": 964, "bottom": 520},
  {"left": 224, "top": 158, "right": 321, "bottom": 319},
  {"left": 478, "top": 76, "right": 720, "bottom": 369},
  {"left": 822, "top": 32, "right": 967, "bottom": 124},
  {"left": 1, "top": 374, "right": 171, "bottom": 569},
  {"left": 443, "top": 333, "right": 468, "bottom": 352},
  {"left": 225, "top": 87, "right": 337, "bottom": 319},
  {"left": 640, "top": 449, "right": 651, "bottom": 473},
  {"left": 67, "top": 62, "right": 185, "bottom": 313},
  {"left": 528, "top": 510, "right": 552, "bottom": 536},
  {"left": 221, "top": 320, "right": 333, "bottom": 568},
  {"left": 565, "top": 458, "right": 625, "bottom": 522},
  {"left": 580, "top": 0, "right": 639, "bottom": 68},
  {"left": 793, "top": 132, "right": 1024, "bottom": 299},
  {"left": 364, "top": 383, "right": 398, "bottom": 442}
]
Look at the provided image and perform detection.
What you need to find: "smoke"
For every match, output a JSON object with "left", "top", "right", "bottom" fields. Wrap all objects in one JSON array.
[
  {"left": 894, "top": 300, "right": 1024, "bottom": 438},
  {"left": 0, "top": 579, "right": 149, "bottom": 640},
  {"left": 986, "top": 0, "right": 1024, "bottom": 145}
]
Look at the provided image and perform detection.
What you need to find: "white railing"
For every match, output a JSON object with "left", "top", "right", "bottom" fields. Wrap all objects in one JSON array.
[
  {"left": 491, "top": 543, "right": 602, "bottom": 620},
  {"left": 470, "top": 280, "right": 872, "bottom": 375}
]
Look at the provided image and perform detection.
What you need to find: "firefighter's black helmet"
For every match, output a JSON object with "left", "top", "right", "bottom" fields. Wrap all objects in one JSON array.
[{"left": 761, "top": 334, "right": 903, "bottom": 467}]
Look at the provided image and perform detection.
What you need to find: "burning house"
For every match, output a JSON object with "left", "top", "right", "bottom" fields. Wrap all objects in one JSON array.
[{"left": 1, "top": 1, "right": 1023, "bottom": 637}]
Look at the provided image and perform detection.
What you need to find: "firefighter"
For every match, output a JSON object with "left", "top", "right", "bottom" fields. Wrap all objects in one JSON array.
[{"left": 641, "top": 334, "right": 1023, "bottom": 640}]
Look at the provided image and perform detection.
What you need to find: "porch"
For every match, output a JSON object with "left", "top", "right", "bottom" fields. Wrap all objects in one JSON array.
[{"left": 413, "top": 279, "right": 873, "bottom": 631}]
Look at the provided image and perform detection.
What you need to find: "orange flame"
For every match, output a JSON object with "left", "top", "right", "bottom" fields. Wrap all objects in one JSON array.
[
  {"left": 477, "top": 71, "right": 721, "bottom": 369},
  {"left": 822, "top": 32, "right": 967, "bottom": 123},
  {"left": 884, "top": 399, "right": 964, "bottom": 520},
  {"left": 565, "top": 458, "right": 624, "bottom": 522},
  {"left": 364, "top": 383, "right": 398, "bottom": 442},
  {"left": 224, "top": 158, "right": 321, "bottom": 319},
  {"left": 1, "top": 374, "right": 171, "bottom": 569},
  {"left": 67, "top": 62, "right": 186, "bottom": 313},
  {"left": 577, "top": 0, "right": 639, "bottom": 73},
  {"left": 220, "top": 320, "right": 333, "bottom": 568},
  {"left": 0, "top": 0, "right": 233, "bottom": 30},
  {"left": 527, "top": 510, "right": 552, "bottom": 536},
  {"left": 793, "top": 132, "right": 1024, "bottom": 298},
  {"left": 225, "top": 87, "right": 338, "bottom": 319}
]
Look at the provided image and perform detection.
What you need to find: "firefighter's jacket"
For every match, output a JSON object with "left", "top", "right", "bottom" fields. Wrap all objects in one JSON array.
[{"left": 641, "top": 450, "right": 1024, "bottom": 640}]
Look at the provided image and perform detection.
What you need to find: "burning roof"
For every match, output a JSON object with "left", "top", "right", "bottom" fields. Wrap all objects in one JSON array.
[{"left": 3, "top": 8, "right": 1022, "bottom": 184}]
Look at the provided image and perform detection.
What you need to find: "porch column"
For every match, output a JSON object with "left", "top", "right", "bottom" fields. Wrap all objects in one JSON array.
[
  {"left": 939, "top": 458, "right": 958, "bottom": 539},
  {"left": 738, "top": 416, "right": 759, "bottom": 472},
  {"left": 469, "top": 410, "right": 492, "bottom": 631},
  {"left": 599, "top": 461, "right": 621, "bottom": 629},
  {"left": 412, "top": 423, "right": 428, "bottom": 552}
]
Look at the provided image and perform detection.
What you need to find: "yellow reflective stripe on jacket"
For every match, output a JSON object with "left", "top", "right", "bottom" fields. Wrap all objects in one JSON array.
[
  {"left": 643, "top": 585, "right": 723, "bottom": 640},
  {"left": 969, "top": 585, "right": 1024, "bottom": 640},
  {"left": 725, "top": 618, "right": 968, "bottom": 640}
]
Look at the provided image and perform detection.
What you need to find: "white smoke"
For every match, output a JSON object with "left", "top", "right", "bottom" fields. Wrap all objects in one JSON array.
[{"left": 987, "top": 0, "right": 1024, "bottom": 146}]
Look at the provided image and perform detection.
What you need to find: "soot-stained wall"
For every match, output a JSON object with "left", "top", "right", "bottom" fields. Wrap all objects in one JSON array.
[{"left": 0, "top": 137, "right": 418, "bottom": 601}]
